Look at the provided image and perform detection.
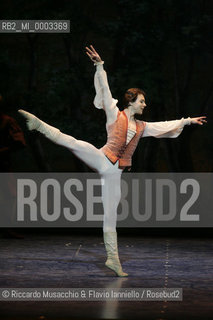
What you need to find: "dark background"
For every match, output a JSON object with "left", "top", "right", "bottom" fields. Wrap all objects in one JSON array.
[{"left": 0, "top": 0, "right": 212, "bottom": 173}]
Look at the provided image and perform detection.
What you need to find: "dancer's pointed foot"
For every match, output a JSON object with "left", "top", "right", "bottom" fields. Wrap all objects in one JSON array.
[
  {"left": 18, "top": 109, "right": 41, "bottom": 131},
  {"left": 19, "top": 109, "right": 60, "bottom": 142},
  {"left": 105, "top": 259, "right": 128, "bottom": 277},
  {"left": 104, "top": 232, "right": 128, "bottom": 277}
]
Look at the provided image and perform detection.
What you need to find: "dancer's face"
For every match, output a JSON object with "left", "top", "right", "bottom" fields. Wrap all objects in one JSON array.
[{"left": 129, "top": 94, "right": 146, "bottom": 115}]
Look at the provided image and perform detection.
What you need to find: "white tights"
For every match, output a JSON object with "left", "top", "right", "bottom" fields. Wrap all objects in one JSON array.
[{"left": 54, "top": 132, "right": 123, "bottom": 232}]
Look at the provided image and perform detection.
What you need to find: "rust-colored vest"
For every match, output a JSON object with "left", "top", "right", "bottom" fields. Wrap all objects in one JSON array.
[{"left": 101, "top": 110, "right": 146, "bottom": 169}]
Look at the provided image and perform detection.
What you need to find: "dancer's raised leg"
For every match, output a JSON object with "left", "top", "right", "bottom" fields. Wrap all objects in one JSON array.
[{"left": 18, "top": 109, "right": 107, "bottom": 173}]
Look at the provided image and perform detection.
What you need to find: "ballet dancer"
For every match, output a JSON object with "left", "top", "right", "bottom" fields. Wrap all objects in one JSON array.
[{"left": 18, "top": 45, "right": 207, "bottom": 277}]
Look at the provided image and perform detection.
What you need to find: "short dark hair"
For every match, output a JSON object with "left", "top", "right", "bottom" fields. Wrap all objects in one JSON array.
[{"left": 123, "top": 88, "right": 146, "bottom": 109}]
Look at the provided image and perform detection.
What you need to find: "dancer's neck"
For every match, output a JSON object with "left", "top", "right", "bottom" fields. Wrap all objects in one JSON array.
[{"left": 124, "top": 108, "right": 135, "bottom": 122}]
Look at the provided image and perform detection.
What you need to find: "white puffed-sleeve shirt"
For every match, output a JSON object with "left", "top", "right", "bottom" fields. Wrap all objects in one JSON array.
[{"left": 93, "top": 62, "right": 191, "bottom": 143}]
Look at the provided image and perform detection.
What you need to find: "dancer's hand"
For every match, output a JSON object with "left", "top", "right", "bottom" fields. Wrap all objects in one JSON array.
[
  {"left": 190, "top": 116, "right": 207, "bottom": 125},
  {"left": 85, "top": 45, "right": 102, "bottom": 63}
]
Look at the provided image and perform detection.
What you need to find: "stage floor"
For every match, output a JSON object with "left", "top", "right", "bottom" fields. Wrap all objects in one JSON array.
[{"left": 0, "top": 234, "right": 212, "bottom": 319}]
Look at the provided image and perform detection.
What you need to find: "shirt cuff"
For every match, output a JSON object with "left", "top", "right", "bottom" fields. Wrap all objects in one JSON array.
[
  {"left": 94, "top": 60, "right": 104, "bottom": 66},
  {"left": 183, "top": 117, "right": 191, "bottom": 125}
]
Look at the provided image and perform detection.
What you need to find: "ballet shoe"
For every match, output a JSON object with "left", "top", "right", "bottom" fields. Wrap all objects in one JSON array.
[
  {"left": 18, "top": 109, "right": 60, "bottom": 142},
  {"left": 104, "top": 231, "right": 128, "bottom": 277},
  {"left": 18, "top": 109, "right": 41, "bottom": 131}
]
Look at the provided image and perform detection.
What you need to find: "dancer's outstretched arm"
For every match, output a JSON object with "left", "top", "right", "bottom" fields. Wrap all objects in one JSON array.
[
  {"left": 143, "top": 116, "right": 207, "bottom": 138},
  {"left": 86, "top": 45, "right": 118, "bottom": 125}
]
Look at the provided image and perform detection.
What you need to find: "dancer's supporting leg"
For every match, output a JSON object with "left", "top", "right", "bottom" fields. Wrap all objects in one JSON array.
[
  {"left": 101, "top": 168, "right": 128, "bottom": 277},
  {"left": 18, "top": 110, "right": 107, "bottom": 173}
]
